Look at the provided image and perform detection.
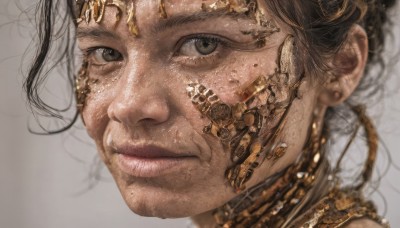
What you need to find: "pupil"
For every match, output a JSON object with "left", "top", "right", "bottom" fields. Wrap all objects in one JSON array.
[
  {"left": 103, "top": 49, "right": 120, "bottom": 61},
  {"left": 195, "top": 38, "right": 218, "bottom": 55},
  {"left": 202, "top": 41, "right": 210, "bottom": 48},
  {"left": 104, "top": 49, "right": 115, "bottom": 60}
]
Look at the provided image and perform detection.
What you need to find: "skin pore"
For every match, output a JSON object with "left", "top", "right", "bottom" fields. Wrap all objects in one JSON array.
[{"left": 75, "top": 0, "right": 370, "bottom": 226}]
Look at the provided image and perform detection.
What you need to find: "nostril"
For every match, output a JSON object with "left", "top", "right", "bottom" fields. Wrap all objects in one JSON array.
[{"left": 107, "top": 93, "right": 171, "bottom": 127}]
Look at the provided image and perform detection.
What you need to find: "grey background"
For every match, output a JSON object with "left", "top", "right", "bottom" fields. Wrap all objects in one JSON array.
[{"left": 0, "top": 1, "right": 399, "bottom": 228}]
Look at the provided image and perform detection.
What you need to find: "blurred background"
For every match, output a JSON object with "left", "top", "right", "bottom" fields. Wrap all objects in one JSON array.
[{"left": 0, "top": 1, "right": 399, "bottom": 228}]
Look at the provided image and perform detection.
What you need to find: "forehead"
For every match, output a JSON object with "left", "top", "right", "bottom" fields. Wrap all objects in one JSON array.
[
  {"left": 74, "top": 0, "right": 265, "bottom": 13},
  {"left": 74, "top": 0, "right": 276, "bottom": 29}
]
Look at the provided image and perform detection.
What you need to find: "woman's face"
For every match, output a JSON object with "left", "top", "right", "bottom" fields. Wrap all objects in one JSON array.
[{"left": 77, "top": 0, "right": 321, "bottom": 218}]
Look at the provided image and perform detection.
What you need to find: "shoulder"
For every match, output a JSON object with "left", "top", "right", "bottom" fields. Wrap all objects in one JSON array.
[{"left": 344, "top": 218, "right": 385, "bottom": 228}]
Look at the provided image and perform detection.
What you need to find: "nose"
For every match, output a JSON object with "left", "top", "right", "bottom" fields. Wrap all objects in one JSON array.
[{"left": 107, "top": 64, "right": 171, "bottom": 128}]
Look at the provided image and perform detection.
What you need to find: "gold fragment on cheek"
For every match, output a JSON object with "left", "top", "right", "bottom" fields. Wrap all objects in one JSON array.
[
  {"left": 186, "top": 35, "right": 301, "bottom": 192},
  {"left": 187, "top": 84, "right": 234, "bottom": 142},
  {"left": 75, "top": 60, "right": 90, "bottom": 116},
  {"left": 75, "top": 60, "right": 99, "bottom": 125},
  {"left": 75, "top": 0, "right": 139, "bottom": 36},
  {"left": 236, "top": 76, "right": 268, "bottom": 102}
]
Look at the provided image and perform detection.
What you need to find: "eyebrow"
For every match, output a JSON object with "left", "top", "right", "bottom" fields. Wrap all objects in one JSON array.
[
  {"left": 76, "top": 26, "right": 120, "bottom": 40},
  {"left": 75, "top": 9, "right": 250, "bottom": 39},
  {"left": 154, "top": 10, "right": 247, "bottom": 32}
]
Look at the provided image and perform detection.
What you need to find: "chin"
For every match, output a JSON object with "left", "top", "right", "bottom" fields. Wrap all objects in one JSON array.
[{"left": 119, "top": 185, "right": 202, "bottom": 218}]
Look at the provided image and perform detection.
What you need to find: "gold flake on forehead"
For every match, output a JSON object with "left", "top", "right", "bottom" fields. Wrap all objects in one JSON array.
[
  {"left": 202, "top": 0, "right": 254, "bottom": 14},
  {"left": 186, "top": 35, "right": 301, "bottom": 192},
  {"left": 75, "top": 0, "right": 139, "bottom": 36},
  {"left": 159, "top": 0, "right": 168, "bottom": 18}
]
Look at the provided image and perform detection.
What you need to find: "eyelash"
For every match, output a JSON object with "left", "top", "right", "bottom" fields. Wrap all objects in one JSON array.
[
  {"left": 82, "top": 46, "right": 122, "bottom": 75},
  {"left": 173, "top": 34, "right": 230, "bottom": 66}
]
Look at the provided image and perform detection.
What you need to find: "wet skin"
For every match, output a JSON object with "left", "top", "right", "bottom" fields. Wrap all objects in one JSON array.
[{"left": 76, "top": 0, "right": 367, "bottom": 223}]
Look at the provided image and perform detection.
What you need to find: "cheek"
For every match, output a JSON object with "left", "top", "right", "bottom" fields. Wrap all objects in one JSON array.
[
  {"left": 81, "top": 83, "right": 114, "bottom": 143},
  {"left": 198, "top": 51, "right": 278, "bottom": 104},
  {"left": 173, "top": 82, "right": 230, "bottom": 165},
  {"left": 259, "top": 82, "right": 318, "bottom": 175}
]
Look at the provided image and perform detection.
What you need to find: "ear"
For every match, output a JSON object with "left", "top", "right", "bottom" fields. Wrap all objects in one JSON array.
[{"left": 318, "top": 24, "right": 369, "bottom": 106}]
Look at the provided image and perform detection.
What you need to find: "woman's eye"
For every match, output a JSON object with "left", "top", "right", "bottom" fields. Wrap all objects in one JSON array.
[
  {"left": 88, "top": 47, "right": 123, "bottom": 65},
  {"left": 179, "top": 37, "right": 219, "bottom": 57}
]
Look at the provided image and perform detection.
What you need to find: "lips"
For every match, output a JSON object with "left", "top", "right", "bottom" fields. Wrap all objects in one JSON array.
[
  {"left": 116, "top": 144, "right": 188, "bottom": 158},
  {"left": 111, "top": 144, "right": 197, "bottom": 177}
]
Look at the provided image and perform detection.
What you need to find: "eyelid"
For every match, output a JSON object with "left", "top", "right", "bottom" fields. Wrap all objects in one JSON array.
[
  {"left": 174, "top": 34, "right": 231, "bottom": 54},
  {"left": 84, "top": 46, "right": 123, "bottom": 66},
  {"left": 84, "top": 46, "right": 106, "bottom": 57},
  {"left": 174, "top": 33, "right": 269, "bottom": 55}
]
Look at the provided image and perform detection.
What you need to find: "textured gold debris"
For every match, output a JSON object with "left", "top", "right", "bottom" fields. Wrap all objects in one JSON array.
[
  {"left": 212, "top": 105, "right": 388, "bottom": 227},
  {"left": 159, "top": 0, "right": 168, "bottom": 18},
  {"left": 187, "top": 35, "right": 299, "bottom": 192},
  {"left": 202, "top": 0, "right": 280, "bottom": 49},
  {"left": 75, "top": 60, "right": 90, "bottom": 115},
  {"left": 75, "top": 0, "right": 139, "bottom": 36}
]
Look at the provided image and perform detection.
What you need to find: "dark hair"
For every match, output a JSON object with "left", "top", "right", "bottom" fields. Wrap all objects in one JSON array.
[
  {"left": 263, "top": 0, "right": 397, "bottom": 133},
  {"left": 24, "top": 0, "right": 397, "bottom": 135},
  {"left": 24, "top": 0, "right": 76, "bottom": 134}
]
